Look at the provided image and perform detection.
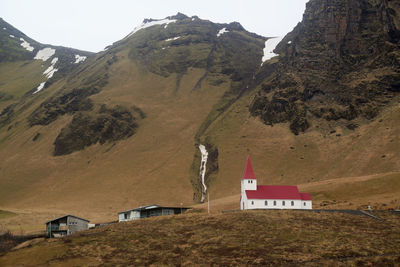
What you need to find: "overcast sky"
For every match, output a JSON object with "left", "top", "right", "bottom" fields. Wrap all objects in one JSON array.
[{"left": 0, "top": 0, "right": 308, "bottom": 53}]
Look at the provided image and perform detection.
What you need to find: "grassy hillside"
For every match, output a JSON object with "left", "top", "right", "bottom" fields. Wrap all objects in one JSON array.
[
  {"left": 0, "top": 14, "right": 266, "bottom": 214},
  {"left": 0, "top": 48, "right": 232, "bottom": 214},
  {"left": 0, "top": 211, "right": 399, "bottom": 266},
  {"left": 195, "top": 78, "right": 400, "bottom": 205}
]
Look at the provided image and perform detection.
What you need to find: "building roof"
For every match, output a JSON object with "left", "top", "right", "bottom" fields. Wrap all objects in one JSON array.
[
  {"left": 245, "top": 185, "right": 312, "bottom": 200},
  {"left": 242, "top": 155, "right": 256, "bottom": 180},
  {"left": 118, "top": 204, "right": 190, "bottom": 214},
  {"left": 299, "top": 193, "right": 312, "bottom": 200},
  {"left": 45, "top": 215, "right": 90, "bottom": 224},
  {"left": 119, "top": 204, "right": 160, "bottom": 214}
]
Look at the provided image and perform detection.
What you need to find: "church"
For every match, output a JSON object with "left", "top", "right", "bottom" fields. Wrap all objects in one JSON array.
[{"left": 240, "top": 156, "right": 312, "bottom": 210}]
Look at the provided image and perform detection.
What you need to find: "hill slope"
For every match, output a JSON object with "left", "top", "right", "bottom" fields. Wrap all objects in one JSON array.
[
  {"left": 0, "top": 1, "right": 399, "bottom": 230},
  {"left": 0, "top": 14, "right": 267, "bottom": 216},
  {"left": 192, "top": 0, "right": 400, "bottom": 204},
  {"left": 1, "top": 211, "right": 399, "bottom": 266}
]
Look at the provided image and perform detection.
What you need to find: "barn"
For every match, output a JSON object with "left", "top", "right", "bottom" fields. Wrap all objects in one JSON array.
[
  {"left": 240, "top": 156, "right": 312, "bottom": 210},
  {"left": 118, "top": 204, "right": 189, "bottom": 222},
  {"left": 45, "top": 215, "right": 89, "bottom": 237}
]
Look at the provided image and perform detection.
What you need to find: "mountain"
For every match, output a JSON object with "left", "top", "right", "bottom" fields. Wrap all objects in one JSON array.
[
  {"left": 0, "top": 1, "right": 399, "bottom": 231},
  {"left": 0, "top": 13, "right": 268, "bottom": 221}
]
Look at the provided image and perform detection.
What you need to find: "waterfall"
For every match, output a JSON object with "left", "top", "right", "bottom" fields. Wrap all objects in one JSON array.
[{"left": 198, "top": 144, "right": 208, "bottom": 202}]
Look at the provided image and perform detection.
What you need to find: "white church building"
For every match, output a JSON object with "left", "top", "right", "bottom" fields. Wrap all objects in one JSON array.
[{"left": 240, "top": 156, "right": 312, "bottom": 210}]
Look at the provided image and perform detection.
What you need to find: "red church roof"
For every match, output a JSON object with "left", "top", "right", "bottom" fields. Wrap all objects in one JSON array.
[
  {"left": 299, "top": 193, "right": 312, "bottom": 200},
  {"left": 242, "top": 156, "right": 256, "bottom": 180},
  {"left": 245, "top": 185, "right": 312, "bottom": 200}
]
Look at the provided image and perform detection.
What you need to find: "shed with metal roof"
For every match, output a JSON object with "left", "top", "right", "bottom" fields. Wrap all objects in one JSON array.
[
  {"left": 118, "top": 204, "right": 189, "bottom": 222},
  {"left": 45, "top": 215, "right": 89, "bottom": 237}
]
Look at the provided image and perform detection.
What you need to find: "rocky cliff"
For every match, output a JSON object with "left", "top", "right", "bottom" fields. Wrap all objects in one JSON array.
[{"left": 250, "top": 0, "right": 400, "bottom": 134}]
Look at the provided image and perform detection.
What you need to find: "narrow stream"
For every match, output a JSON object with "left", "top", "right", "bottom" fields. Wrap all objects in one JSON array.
[{"left": 198, "top": 144, "right": 208, "bottom": 202}]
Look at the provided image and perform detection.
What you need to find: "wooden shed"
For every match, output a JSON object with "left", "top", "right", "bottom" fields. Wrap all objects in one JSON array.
[{"left": 45, "top": 215, "right": 89, "bottom": 237}]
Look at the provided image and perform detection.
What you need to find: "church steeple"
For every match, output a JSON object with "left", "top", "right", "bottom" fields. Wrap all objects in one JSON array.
[
  {"left": 241, "top": 156, "right": 257, "bottom": 193},
  {"left": 242, "top": 155, "right": 256, "bottom": 180}
]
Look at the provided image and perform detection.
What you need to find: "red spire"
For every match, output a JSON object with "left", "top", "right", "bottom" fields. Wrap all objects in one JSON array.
[{"left": 242, "top": 155, "right": 256, "bottom": 180}]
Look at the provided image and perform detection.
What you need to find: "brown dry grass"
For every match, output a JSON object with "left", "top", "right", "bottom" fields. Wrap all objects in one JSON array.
[
  {"left": 1, "top": 171, "right": 399, "bottom": 234},
  {"left": 0, "top": 210, "right": 399, "bottom": 266}
]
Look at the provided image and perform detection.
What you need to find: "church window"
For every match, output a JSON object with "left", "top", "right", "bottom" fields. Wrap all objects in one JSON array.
[
  {"left": 273, "top": 201, "right": 276, "bottom": 206},
  {"left": 282, "top": 201, "right": 285, "bottom": 206},
  {"left": 265, "top": 201, "right": 268, "bottom": 206},
  {"left": 251, "top": 201, "right": 254, "bottom": 205},
  {"left": 291, "top": 201, "right": 294, "bottom": 206},
  {"left": 304, "top": 202, "right": 306, "bottom": 206}
]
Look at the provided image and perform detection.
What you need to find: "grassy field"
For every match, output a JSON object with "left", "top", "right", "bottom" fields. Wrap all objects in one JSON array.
[
  {"left": 0, "top": 171, "right": 399, "bottom": 235},
  {"left": 0, "top": 210, "right": 399, "bottom": 266},
  {"left": 0, "top": 210, "right": 16, "bottom": 220}
]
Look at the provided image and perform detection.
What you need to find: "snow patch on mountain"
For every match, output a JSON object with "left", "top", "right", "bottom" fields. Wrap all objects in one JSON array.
[
  {"left": 74, "top": 54, "right": 87, "bottom": 64},
  {"left": 127, "top": 18, "right": 177, "bottom": 38},
  {"left": 51, "top": 57, "right": 58, "bottom": 65},
  {"left": 33, "top": 57, "right": 58, "bottom": 94},
  {"left": 19, "top": 38, "right": 34, "bottom": 52},
  {"left": 34, "top": 48, "right": 56, "bottom": 61},
  {"left": 2, "top": 27, "right": 6, "bottom": 30},
  {"left": 165, "top": 36, "right": 180, "bottom": 42},
  {"left": 9, "top": 35, "right": 14, "bottom": 38},
  {"left": 43, "top": 57, "right": 58, "bottom": 79},
  {"left": 217, "top": 28, "right": 229, "bottom": 37},
  {"left": 43, "top": 66, "right": 57, "bottom": 79},
  {"left": 261, "top": 36, "right": 283, "bottom": 64},
  {"left": 33, "top": 82, "right": 46, "bottom": 94}
]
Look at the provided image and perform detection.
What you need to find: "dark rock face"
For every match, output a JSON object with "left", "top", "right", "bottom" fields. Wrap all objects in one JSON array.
[
  {"left": 251, "top": 0, "right": 400, "bottom": 134},
  {"left": 53, "top": 105, "right": 144, "bottom": 156},
  {"left": 0, "top": 104, "right": 15, "bottom": 128},
  {"left": 27, "top": 51, "right": 143, "bottom": 156},
  {"left": 28, "top": 75, "right": 108, "bottom": 126}
]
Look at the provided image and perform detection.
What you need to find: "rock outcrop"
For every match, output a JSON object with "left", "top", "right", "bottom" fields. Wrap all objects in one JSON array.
[{"left": 251, "top": 0, "right": 400, "bottom": 134}]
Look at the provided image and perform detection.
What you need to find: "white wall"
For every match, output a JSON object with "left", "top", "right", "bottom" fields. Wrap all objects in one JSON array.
[
  {"left": 245, "top": 199, "right": 312, "bottom": 210},
  {"left": 118, "top": 213, "right": 125, "bottom": 222},
  {"left": 241, "top": 179, "right": 257, "bottom": 192},
  {"left": 118, "top": 210, "right": 141, "bottom": 222},
  {"left": 240, "top": 193, "right": 248, "bottom": 210},
  {"left": 302, "top": 200, "right": 312, "bottom": 210}
]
